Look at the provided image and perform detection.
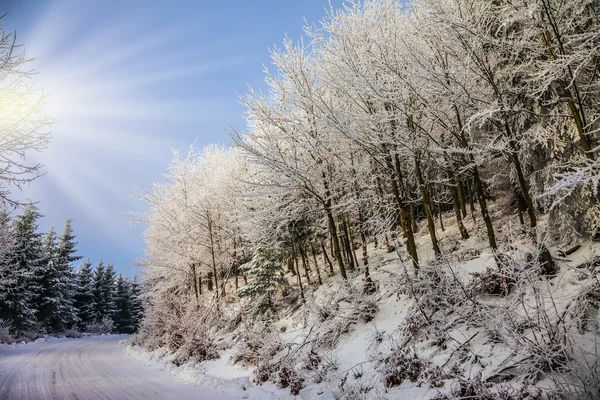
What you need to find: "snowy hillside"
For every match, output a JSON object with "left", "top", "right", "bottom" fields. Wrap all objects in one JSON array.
[{"left": 128, "top": 207, "right": 600, "bottom": 399}]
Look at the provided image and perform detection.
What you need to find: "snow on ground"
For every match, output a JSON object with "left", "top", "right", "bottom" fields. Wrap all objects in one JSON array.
[
  {"left": 126, "top": 207, "right": 600, "bottom": 399},
  {"left": 0, "top": 335, "right": 237, "bottom": 400}
]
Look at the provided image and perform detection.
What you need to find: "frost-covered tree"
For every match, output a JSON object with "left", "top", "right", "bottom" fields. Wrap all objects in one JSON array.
[
  {"left": 0, "top": 19, "right": 53, "bottom": 207},
  {"left": 237, "top": 246, "right": 288, "bottom": 316},
  {"left": 92, "top": 261, "right": 116, "bottom": 322},
  {"left": 53, "top": 218, "right": 81, "bottom": 329},
  {"left": 113, "top": 274, "right": 135, "bottom": 334},
  {"left": 0, "top": 204, "right": 44, "bottom": 331},
  {"left": 74, "top": 259, "right": 95, "bottom": 329},
  {"left": 129, "top": 277, "right": 143, "bottom": 332},
  {"left": 35, "top": 225, "right": 62, "bottom": 332}
]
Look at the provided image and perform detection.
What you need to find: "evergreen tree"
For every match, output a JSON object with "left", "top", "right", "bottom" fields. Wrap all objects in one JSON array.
[
  {"left": 55, "top": 218, "right": 82, "bottom": 329},
  {"left": 0, "top": 205, "right": 44, "bottom": 331},
  {"left": 74, "top": 260, "right": 95, "bottom": 329},
  {"left": 0, "top": 210, "right": 15, "bottom": 326},
  {"left": 35, "top": 225, "right": 61, "bottom": 332},
  {"left": 0, "top": 209, "right": 14, "bottom": 258},
  {"left": 92, "top": 261, "right": 116, "bottom": 322},
  {"left": 103, "top": 262, "right": 117, "bottom": 317},
  {"left": 129, "top": 277, "right": 143, "bottom": 331},
  {"left": 92, "top": 261, "right": 107, "bottom": 322},
  {"left": 237, "top": 246, "right": 287, "bottom": 316},
  {"left": 113, "top": 274, "right": 134, "bottom": 334}
]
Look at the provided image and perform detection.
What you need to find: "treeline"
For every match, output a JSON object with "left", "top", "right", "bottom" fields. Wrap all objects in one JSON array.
[
  {"left": 135, "top": 0, "right": 600, "bottom": 322},
  {"left": 0, "top": 204, "right": 142, "bottom": 338}
]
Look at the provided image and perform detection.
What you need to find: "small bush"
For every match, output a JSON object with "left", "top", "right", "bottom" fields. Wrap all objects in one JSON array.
[
  {"left": 232, "top": 322, "right": 282, "bottom": 366},
  {"left": 252, "top": 362, "right": 273, "bottom": 384},
  {"left": 173, "top": 336, "right": 219, "bottom": 366},
  {"left": 432, "top": 374, "right": 542, "bottom": 400},
  {"left": 0, "top": 319, "right": 14, "bottom": 344},
  {"left": 470, "top": 267, "right": 515, "bottom": 296},
  {"left": 19, "top": 330, "right": 44, "bottom": 342},
  {"left": 63, "top": 328, "right": 83, "bottom": 339},
  {"left": 380, "top": 346, "right": 427, "bottom": 388},
  {"left": 86, "top": 316, "right": 114, "bottom": 335},
  {"left": 275, "top": 365, "right": 304, "bottom": 395}
]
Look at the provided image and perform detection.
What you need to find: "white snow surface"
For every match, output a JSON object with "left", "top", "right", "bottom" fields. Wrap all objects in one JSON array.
[
  {"left": 126, "top": 209, "right": 600, "bottom": 399},
  {"left": 7, "top": 210, "right": 596, "bottom": 399},
  {"left": 0, "top": 334, "right": 236, "bottom": 399}
]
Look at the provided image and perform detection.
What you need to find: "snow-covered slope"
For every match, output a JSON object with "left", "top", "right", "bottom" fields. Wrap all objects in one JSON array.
[{"left": 129, "top": 209, "right": 600, "bottom": 400}]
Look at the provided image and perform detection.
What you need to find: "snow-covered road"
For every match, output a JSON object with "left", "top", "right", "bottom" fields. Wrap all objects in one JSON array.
[{"left": 0, "top": 335, "right": 235, "bottom": 400}]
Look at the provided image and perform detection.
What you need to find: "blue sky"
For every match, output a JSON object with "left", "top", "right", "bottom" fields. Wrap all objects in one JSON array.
[{"left": 3, "top": 0, "right": 339, "bottom": 276}]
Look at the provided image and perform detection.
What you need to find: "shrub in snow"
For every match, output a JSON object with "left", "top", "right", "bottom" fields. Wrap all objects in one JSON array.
[
  {"left": 18, "top": 329, "right": 45, "bottom": 342},
  {"left": 86, "top": 316, "right": 114, "bottom": 335},
  {"left": 431, "top": 373, "right": 542, "bottom": 400},
  {"left": 274, "top": 365, "right": 304, "bottom": 395},
  {"left": 397, "top": 260, "right": 470, "bottom": 341},
  {"left": 0, "top": 319, "right": 13, "bottom": 344},
  {"left": 551, "top": 348, "right": 600, "bottom": 400},
  {"left": 569, "top": 276, "right": 600, "bottom": 334},
  {"left": 494, "top": 272, "right": 573, "bottom": 381},
  {"left": 339, "top": 377, "right": 384, "bottom": 400},
  {"left": 250, "top": 360, "right": 306, "bottom": 394},
  {"left": 63, "top": 328, "right": 83, "bottom": 339},
  {"left": 232, "top": 321, "right": 282, "bottom": 366},
  {"left": 173, "top": 336, "right": 219, "bottom": 366},
  {"left": 379, "top": 346, "right": 427, "bottom": 388},
  {"left": 469, "top": 267, "right": 515, "bottom": 296}
]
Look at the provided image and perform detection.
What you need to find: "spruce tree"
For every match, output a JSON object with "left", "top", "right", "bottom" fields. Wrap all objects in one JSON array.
[
  {"left": 92, "top": 261, "right": 107, "bottom": 322},
  {"left": 129, "top": 277, "right": 143, "bottom": 331},
  {"left": 237, "top": 246, "right": 287, "bottom": 316},
  {"left": 103, "top": 262, "right": 117, "bottom": 318},
  {"left": 1, "top": 205, "right": 44, "bottom": 331},
  {"left": 0, "top": 210, "right": 15, "bottom": 327},
  {"left": 74, "top": 260, "right": 95, "bottom": 329},
  {"left": 55, "top": 218, "right": 81, "bottom": 329},
  {"left": 113, "top": 274, "right": 134, "bottom": 334},
  {"left": 92, "top": 261, "right": 116, "bottom": 322},
  {"left": 35, "top": 225, "right": 61, "bottom": 332}
]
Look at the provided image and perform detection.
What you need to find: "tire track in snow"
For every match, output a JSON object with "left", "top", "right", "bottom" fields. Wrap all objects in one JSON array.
[{"left": 0, "top": 336, "right": 235, "bottom": 400}]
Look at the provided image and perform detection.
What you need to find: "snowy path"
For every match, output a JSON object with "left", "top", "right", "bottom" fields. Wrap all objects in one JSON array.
[{"left": 0, "top": 335, "right": 235, "bottom": 400}]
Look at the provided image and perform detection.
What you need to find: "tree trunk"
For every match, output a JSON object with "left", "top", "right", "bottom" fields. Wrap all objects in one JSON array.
[
  {"left": 207, "top": 213, "right": 219, "bottom": 299},
  {"left": 321, "top": 239, "right": 334, "bottom": 276},
  {"left": 300, "top": 244, "right": 311, "bottom": 284},
  {"left": 310, "top": 243, "right": 323, "bottom": 286},
  {"left": 473, "top": 165, "right": 498, "bottom": 251},
  {"left": 341, "top": 217, "right": 354, "bottom": 271},
  {"left": 450, "top": 171, "right": 469, "bottom": 240},
  {"left": 410, "top": 200, "right": 418, "bottom": 233},
  {"left": 437, "top": 200, "right": 445, "bottom": 232},
  {"left": 457, "top": 177, "right": 468, "bottom": 219},
  {"left": 345, "top": 214, "right": 360, "bottom": 269},
  {"left": 190, "top": 264, "right": 199, "bottom": 301},
  {"left": 207, "top": 272, "right": 213, "bottom": 291},
  {"left": 415, "top": 157, "right": 441, "bottom": 256}
]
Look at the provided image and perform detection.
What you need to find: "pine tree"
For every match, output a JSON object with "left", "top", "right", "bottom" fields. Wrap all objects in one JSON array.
[
  {"left": 92, "top": 261, "right": 116, "bottom": 322},
  {"left": 0, "top": 205, "right": 44, "bottom": 331},
  {"left": 55, "top": 218, "right": 82, "bottom": 329},
  {"left": 0, "top": 210, "right": 15, "bottom": 327},
  {"left": 129, "top": 277, "right": 143, "bottom": 331},
  {"left": 35, "top": 225, "right": 61, "bottom": 332},
  {"left": 92, "top": 261, "right": 107, "bottom": 322},
  {"left": 113, "top": 274, "right": 134, "bottom": 334},
  {"left": 74, "top": 260, "right": 95, "bottom": 329},
  {"left": 103, "top": 262, "right": 117, "bottom": 318},
  {"left": 237, "top": 246, "right": 287, "bottom": 316}
]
